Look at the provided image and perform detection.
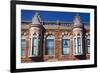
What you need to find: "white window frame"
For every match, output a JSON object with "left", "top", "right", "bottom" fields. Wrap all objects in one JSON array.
[
  {"left": 73, "top": 33, "right": 83, "bottom": 55},
  {"left": 29, "top": 35, "right": 40, "bottom": 57},
  {"left": 77, "top": 37, "right": 81, "bottom": 53}
]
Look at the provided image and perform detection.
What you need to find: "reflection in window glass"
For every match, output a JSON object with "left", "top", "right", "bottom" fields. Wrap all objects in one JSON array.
[
  {"left": 62, "top": 39, "right": 70, "bottom": 55},
  {"left": 45, "top": 39, "right": 54, "bottom": 55},
  {"left": 74, "top": 37, "right": 82, "bottom": 55},
  {"left": 32, "top": 37, "right": 39, "bottom": 56},
  {"left": 77, "top": 37, "right": 81, "bottom": 53}
]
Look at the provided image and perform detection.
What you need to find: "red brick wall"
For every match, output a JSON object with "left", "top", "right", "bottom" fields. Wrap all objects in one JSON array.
[{"left": 21, "top": 29, "right": 90, "bottom": 63}]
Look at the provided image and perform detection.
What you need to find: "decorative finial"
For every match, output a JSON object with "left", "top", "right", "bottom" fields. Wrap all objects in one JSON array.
[
  {"left": 32, "top": 12, "right": 42, "bottom": 25},
  {"left": 73, "top": 14, "right": 82, "bottom": 26}
]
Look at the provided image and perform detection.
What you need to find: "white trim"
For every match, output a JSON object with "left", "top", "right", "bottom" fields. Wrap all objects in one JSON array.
[
  {"left": 77, "top": 37, "right": 81, "bottom": 54},
  {"left": 73, "top": 33, "right": 83, "bottom": 55},
  {"left": 29, "top": 34, "right": 40, "bottom": 57},
  {"left": 76, "top": 34, "right": 78, "bottom": 54}
]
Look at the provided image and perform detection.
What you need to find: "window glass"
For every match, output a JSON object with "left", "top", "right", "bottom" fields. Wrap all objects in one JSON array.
[
  {"left": 62, "top": 39, "right": 70, "bottom": 55},
  {"left": 87, "top": 39, "right": 90, "bottom": 53},
  {"left": 21, "top": 37, "right": 26, "bottom": 57},
  {"left": 74, "top": 37, "right": 82, "bottom": 55},
  {"left": 45, "top": 36, "right": 54, "bottom": 55},
  {"left": 74, "top": 38, "right": 76, "bottom": 47},
  {"left": 32, "top": 37, "right": 39, "bottom": 56},
  {"left": 77, "top": 37, "right": 81, "bottom": 53}
]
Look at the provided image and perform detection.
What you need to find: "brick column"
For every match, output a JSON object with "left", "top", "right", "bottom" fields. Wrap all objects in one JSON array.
[
  {"left": 55, "top": 30, "right": 61, "bottom": 60},
  {"left": 24, "top": 31, "right": 30, "bottom": 62},
  {"left": 70, "top": 32, "right": 73, "bottom": 55}
]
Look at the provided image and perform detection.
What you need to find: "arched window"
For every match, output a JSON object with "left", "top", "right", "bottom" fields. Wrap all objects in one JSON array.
[
  {"left": 86, "top": 36, "right": 90, "bottom": 53},
  {"left": 30, "top": 34, "right": 40, "bottom": 57},
  {"left": 73, "top": 33, "right": 82, "bottom": 55},
  {"left": 77, "top": 37, "right": 81, "bottom": 53},
  {"left": 45, "top": 35, "right": 55, "bottom": 55},
  {"left": 21, "top": 35, "right": 26, "bottom": 57},
  {"left": 62, "top": 35, "right": 70, "bottom": 55}
]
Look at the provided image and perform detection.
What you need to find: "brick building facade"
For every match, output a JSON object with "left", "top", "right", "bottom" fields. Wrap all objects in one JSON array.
[{"left": 21, "top": 12, "right": 90, "bottom": 63}]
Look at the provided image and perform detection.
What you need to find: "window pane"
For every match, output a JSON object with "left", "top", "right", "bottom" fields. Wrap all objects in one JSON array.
[
  {"left": 77, "top": 37, "right": 81, "bottom": 53},
  {"left": 74, "top": 38, "right": 77, "bottom": 54},
  {"left": 87, "top": 39, "right": 90, "bottom": 53},
  {"left": 21, "top": 39, "right": 26, "bottom": 57},
  {"left": 32, "top": 38, "right": 39, "bottom": 56},
  {"left": 77, "top": 37, "right": 81, "bottom": 46},
  {"left": 45, "top": 39, "right": 54, "bottom": 55},
  {"left": 62, "top": 39, "right": 70, "bottom": 55},
  {"left": 74, "top": 38, "right": 76, "bottom": 47}
]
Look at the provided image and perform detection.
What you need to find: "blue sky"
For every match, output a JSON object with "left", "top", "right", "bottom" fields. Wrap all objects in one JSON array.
[{"left": 21, "top": 10, "right": 90, "bottom": 23}]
